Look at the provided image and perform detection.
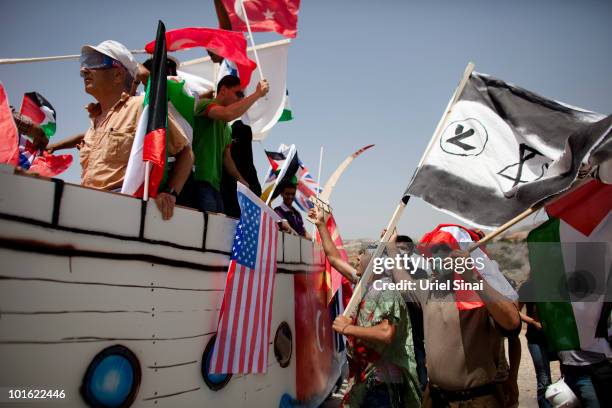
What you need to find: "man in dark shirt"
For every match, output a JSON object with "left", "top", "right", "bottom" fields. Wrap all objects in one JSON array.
[{"left": 274, "top": 182, "right": 311, "bottom": 239}]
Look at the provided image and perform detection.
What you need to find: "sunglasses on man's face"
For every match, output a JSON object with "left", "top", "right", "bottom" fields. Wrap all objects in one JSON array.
[
  {"left": 80, "top": 52, "right": 121, "bottom": 71},
  {"left": 235, "top": 90, "right": 245, "bottom": 99}
]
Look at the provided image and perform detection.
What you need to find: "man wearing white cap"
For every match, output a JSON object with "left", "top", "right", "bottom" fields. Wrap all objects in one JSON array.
[{"left": 49, "top": 40, "right": 193, "bottom": 220}]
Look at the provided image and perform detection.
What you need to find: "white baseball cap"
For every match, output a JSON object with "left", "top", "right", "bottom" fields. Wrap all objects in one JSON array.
[{"left": 81, "top": 40, "right": 139, "bottom": 78}]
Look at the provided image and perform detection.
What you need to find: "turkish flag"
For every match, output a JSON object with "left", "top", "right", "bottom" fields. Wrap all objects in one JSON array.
[
  {"left": 220, "top": 0, "right": 300, "bottom": 38},
  {"left": 145, "top": 27, "right": 257, "bottom": 88}
]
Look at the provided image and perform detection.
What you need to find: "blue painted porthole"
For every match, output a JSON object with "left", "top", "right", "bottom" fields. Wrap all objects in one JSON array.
[
  {"left": 201, "top": 335, "right": 232, "bottom": 391},
  {"left": 81, "top": 345, "right": 141, "bottom": 408}
]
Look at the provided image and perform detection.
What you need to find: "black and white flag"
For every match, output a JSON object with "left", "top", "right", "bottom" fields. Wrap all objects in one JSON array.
[{"left": 406, "top": 71, "right": 611, "bottom": 228}]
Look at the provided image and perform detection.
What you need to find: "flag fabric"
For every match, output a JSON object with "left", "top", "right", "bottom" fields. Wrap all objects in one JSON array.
[
  {"left": 0, "top": 83, "right": 20, "bottom": 166},
  {"left": 20, "top": 92, "right": 56, "bottom": 138},
  {"left": 210, "top": 183, "right": 281, "bottom": 374},
  {"left": 279, "top": 89, "right": 293, "bottom": 121},
  {"left": 418, "top": 224, "right": 517, "bottom": 310},
  {"left": 406, "top": 71, "right": 612, "bottom": 228},
  {"left": 17, "top": 135, "right": 72, "bottom": 177},
  {"left": 180, "top": 38, "right": 290, "bottom": 140},
  {"left": 145, "top": 27, "right": 256, "bottom": 89},
  {"left": 527, "top": 180, "right": 612, "bottom": 355},
  {"left": 293, "top": 159, "right": 320, "bottom": 212},
  {"left": 123, "top": 21, "right": 168, "bottom": 198},
  {"left": 315, "top": 214, "right": 352, "bottom": 303},
  {"left": 260, "top": 143, "right": 299, "bottom": 203},
  {"left": 166, "top": 76, "right": 195, "bottom": 144},
  {"left": 219, "top": 0, "right": 300, "bottom": 38}
]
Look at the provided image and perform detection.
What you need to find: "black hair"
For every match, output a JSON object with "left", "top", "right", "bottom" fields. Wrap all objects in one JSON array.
[
  {"left": 143, "top": 57, "right": 177, "bottom": 76},
  {"left": 217, "top": 75, "right": 241, "bottom": 94},
  {"left": 396, "top": 235, "right": 415, "bottom": 252},
  {"left": 396, "top": 235, "right": 413, "bottom": 244},
  {"left": 278, "top": 180, "right": 297, "bottom": 193}
]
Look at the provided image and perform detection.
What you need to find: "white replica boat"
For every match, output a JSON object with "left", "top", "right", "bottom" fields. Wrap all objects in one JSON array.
[{"left": 0, "top": 165, "right": 344, "bottom": 407}]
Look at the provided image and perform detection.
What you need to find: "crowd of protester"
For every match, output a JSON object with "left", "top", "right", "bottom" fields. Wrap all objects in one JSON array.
[
  {"left": 42, "top": 39, "right": 267, "bottom": 221},
  {"left": 12, "top": 37, "right": 610, "bottom": 408},
  {"left": 309, "top": 205, "right": 611, "bottom": 408}
]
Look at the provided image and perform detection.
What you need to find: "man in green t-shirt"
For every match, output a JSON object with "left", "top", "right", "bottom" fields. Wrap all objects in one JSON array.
[{"left": 193, "top": 74, "right": 269, "bottom": 213}]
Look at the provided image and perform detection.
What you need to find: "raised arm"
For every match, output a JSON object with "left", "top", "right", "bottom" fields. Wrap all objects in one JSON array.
[
  {"left": 333, "top": 315, "right": 396, "bottom": 346},
  {"left": 453, "top": 250, "right": 521, "bottom": 331},
  {"left": 204, "top": 80, "right": 269, "bottom": 123},
  {"left": 308, "top": 207, "right": 358, "bottom": 284},
  {"left": 46, "top": 133, "right": 85, "bottom": 153}
]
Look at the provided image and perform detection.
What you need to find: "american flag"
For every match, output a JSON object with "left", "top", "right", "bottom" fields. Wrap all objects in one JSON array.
[{"left": 210, "top": 183, "right": 281, "bottom": 374}]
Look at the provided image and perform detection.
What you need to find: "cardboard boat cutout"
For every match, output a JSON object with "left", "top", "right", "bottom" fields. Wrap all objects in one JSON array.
[{"left": 0, "top": 165, "right": 344, "bottom": 407}]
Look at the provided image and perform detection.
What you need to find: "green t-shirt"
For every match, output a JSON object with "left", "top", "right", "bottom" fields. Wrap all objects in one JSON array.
[{"left": 193, "top": 99, "right": 232, "bottom": 191}]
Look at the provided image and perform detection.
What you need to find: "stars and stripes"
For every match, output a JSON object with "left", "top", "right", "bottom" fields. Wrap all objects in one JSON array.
[{"left": 210, "top": 183, "right": 281, "bottom": 374}]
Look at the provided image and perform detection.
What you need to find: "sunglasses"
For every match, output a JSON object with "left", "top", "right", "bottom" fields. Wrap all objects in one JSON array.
[
  {"left": 80, "top": 52, "right": 122, "bottom": 71},
  {"left": 235, "top": 90, "right": 245, "bottom": 99}
]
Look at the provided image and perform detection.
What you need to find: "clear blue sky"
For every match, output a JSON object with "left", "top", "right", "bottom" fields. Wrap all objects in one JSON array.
[{"left": 2, "top": 0, "right": 611, "bottom": 239}]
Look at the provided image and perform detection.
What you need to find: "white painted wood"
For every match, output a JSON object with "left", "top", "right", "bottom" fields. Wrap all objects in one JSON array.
[
  {"left": 283, "top": 233, "right": 301, "bottom": 263},
  {"left": 301, "top": 238, "right": 314, "bottom": 265},
  {"left": 0, "top": 172, "right": 55, "bottom": 223},
  {"left": 204, "top": 212, "right": 238, "bottom": 253},
  {"left": 143, "top": 202, "right": 204, "bottom": 248},
  {"left": 59, "top": 184, "right": 140, "bottom": 237},
  {"left": 0, "top": 173, "right": 330, "bottom": 407}
]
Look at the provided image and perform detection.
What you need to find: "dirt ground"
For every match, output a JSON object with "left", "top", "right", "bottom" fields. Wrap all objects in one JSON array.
[{"left": 321, "top": 328, "right": 561, "bottom": 407}]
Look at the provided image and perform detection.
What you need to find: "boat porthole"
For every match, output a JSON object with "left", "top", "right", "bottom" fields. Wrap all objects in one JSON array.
[
  {"left": 80, "top": 345, "right": 141, "bottom": 408},
  {"left": 274, "top": 322, "right": 292, "bottom": 368},
  {"left": 201, "top": 335, "right": 232, "bottom": 391}
]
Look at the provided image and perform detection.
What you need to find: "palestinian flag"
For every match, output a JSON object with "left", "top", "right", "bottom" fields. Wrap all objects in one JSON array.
[
  {"left": 527, "top": 180, "right": 612, "bottom": 355},
  {"left": 123, "top": 76, "right": 195, "bottom": 196},
  {"left": 20, "top": 92, "right": 56, "bottom": 138},
  {"left": 122, "top": 21, "right": 168, "bottom": 199},
  {"left": 260, "top": 144, "right": 299, "bottom": 203},
  {"left": 279, "top": 89, "right": 293, "bottom": 121}
]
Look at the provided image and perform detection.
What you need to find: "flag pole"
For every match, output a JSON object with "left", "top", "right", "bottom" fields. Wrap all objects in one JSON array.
[
  {"left": 238, "top": 0, "right": 265, "bottom": 80},
  {"left": 144, "top": 161, "right": 151, "bottom": 201},
  {"left": 467, "top": 177, "right": 593, "bottom": 251},
  {"left": 342, "top": 62, "right": 475, "bottom": 318},
  {"left": 313, "top": 145, "right": 324, "bottom": 242},
  {"left": 342, "top": 195, "right": 411, "bottom": 317}
]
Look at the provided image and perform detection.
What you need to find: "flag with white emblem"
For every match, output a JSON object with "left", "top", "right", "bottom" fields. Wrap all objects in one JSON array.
[
  {"left": 210, "top": 183, "right": 281, "bottom": 374},
  {"left": 406, "top": 71, "right": 612, "bottom": 228},
  {"left": 218, "top": 0, "right": 300, "bottom": 38}
]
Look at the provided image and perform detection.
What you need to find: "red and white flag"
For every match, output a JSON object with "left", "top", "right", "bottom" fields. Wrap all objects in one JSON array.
[
  {"left": 0, "top": 83, "right": 19, "bottom": 166},
  {"left": 220, "top": 0, "right": 300, "bottom": 38},
  {"left": 145, "top": 27, "right": 257, "bottom": 88},
  {"left": 210, "top": 183, "right": 281, "bottom": 374}
]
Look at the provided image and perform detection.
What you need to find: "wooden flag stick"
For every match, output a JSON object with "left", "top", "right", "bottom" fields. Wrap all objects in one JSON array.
[
  {"left": 238, "top": 0, "right": 265, "bottom": 80},
  {"left": 343, "top": 62, "right": 476, "bottom": 318},
  {"left": 467, "top": 177, "right": 593, "bottom": 252},
  {"left": 343, "top": 196, "right": 411, "bottom": 317}
]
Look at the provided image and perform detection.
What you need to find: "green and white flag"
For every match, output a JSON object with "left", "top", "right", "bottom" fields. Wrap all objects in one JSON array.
[
  {"left": 527, "top": 180, "right": 611, "bottom": 355},
  {"left": 279, "top": 89, "right": 293, "bottom": 121},
  {"left": 167, "top": 76, "right": 195, "bottom": 144}
]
